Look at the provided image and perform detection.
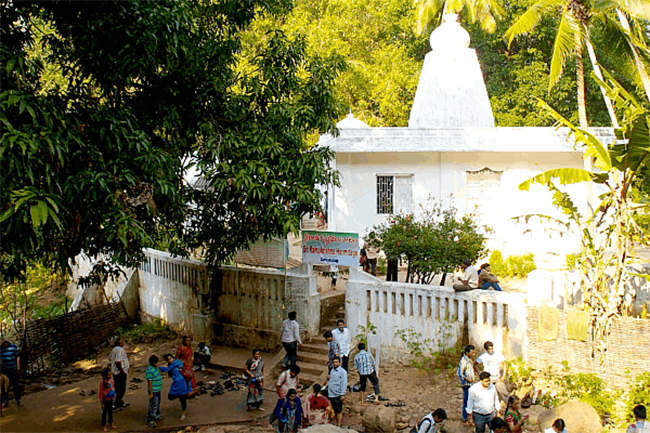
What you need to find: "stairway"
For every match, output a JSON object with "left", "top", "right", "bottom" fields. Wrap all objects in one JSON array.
[{"left": 297, "top": 302, "right": 346, "bottom": 388}]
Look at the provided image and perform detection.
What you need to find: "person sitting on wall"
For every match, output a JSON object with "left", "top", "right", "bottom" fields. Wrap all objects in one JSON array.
[
  {"left": 193, "top": 342, "right": 211, "bottom": 371},
  {"left": 453, "top": 259, "right": 479, "bottom": 292},
  {"left": 478, "top": 264, "right": 502, "bottom": 291}
]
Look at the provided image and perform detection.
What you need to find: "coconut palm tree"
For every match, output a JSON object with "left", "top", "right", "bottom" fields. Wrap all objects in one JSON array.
[
  {"left": 505, "top": 0, "right": 650, "bottom": 128},
  {"left": 415, "top": 0, "right": 506, "bottom": 35}
]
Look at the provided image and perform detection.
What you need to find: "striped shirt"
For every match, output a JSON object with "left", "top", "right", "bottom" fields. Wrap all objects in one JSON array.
[
  {"left": 328, "top": 366, "right": 348, "bottom": 398},
  {"left": 354, "top": 350, "right": 376, "bottom": 375},
  {"left": 146, "top": 365, "right": 163, "bottom": 393},
  {"left": 457, "top": 354, "right": 475, "bottom": 387},
  {"left": 0, "top": 343, "right": 19, "bottom": 370},
  {"left": 327, "top": 340, "right": 341, "bottom": 369}
]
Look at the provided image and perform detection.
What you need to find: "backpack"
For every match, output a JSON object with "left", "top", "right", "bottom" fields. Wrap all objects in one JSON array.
[{"left": 411, "top": 413, "right": 435, "bottom": 433}]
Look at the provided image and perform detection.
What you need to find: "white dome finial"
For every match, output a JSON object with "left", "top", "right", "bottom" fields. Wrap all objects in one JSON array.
[{"left": 429, "top": 14, "right": 471, "bottom": 51}]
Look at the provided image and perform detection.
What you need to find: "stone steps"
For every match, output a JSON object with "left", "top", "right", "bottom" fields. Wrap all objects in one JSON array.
[{"left": 301, "top": 342, "right": 329, "bottom": 356}]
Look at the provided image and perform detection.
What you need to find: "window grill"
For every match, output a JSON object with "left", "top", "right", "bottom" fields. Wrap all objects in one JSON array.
[{"left": 377, "top": 176, "right": 394, "bottom": 214}]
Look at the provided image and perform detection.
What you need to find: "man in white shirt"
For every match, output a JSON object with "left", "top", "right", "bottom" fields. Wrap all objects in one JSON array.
[
  {"left": 332, "top": 319, "right": 351, "bottom": 371},
  {"left": 628, "top": 405, "right": 650, "bottom": 433},
  {"left": 467, "top": 371, "right": 501, "bottom": 433},
  {"left": 327, "top": 357, "right": 348, "bottom": 428},
  {"left": 108, "top": 338, "right": 130, "bottom": 410},
  {"left": 281, "top": 311, "right": 302, "bottom": 368},
  {"left": 453, "top": 259, "right": 479, "bottom": 292},
  {"left": 475, "top": 341, "right": 507, "bottom": 399}
]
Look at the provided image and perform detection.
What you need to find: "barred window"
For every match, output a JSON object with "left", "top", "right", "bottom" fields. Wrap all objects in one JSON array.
[{"left": 376, "top": 175, "right": 413, "bottom": 215}]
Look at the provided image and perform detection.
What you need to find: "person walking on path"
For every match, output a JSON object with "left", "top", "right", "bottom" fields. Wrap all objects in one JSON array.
[
  {"left": 99, "top": 367, "right": 118, "bottom": 432},
  {"left": 146, "top": 355, "right": 164, "bottom": 428},
  {"left": 281, "top": 312, "right": 302, "bottom": 369},
  {"left": 108, "top": 338, "right": 130, "bottom": 411},
  {"left": 365, "top": 245, "right": 379, "bottom": 276},
  {"left": 386, "top": 253, "right": 399, "bottom": 282},
  {"left": 417, "top": 408, "right": 448, "bottom": 433},
  {"left": 327, "top": 357, "right": 348, "bottom": 428},
  {"left": 478, "top": 264, "right": 502, "bottom": 291},
  {"left": 628, "top": 405, "right": 650, "bottom": 433},
  {"left": 453, "top": 259, "right": 479, "bottom": 292},
  {"left": 332, "top": 319, "right": 351, "bottom": 371},
  {"left": 160, "top": 354, "right": 191, "bottom": 421},
  {"left": 0, "top": 340, "right": 21, "bottom": 407},
  {"left": 457, "top": 344, "right": 477, "bottom": 425},
  {"left": 324, "top": 331, "right": 340, "bottom": 371},
  {"left": 276, "top": 365, "right": 301, "bottom": 399},
  {"left": 244, "top": 348, "right": 265, "bottom": 411},
  {"left": 274, "top": 388, "right": 303, "bottom": 433},
  {"left": 474, "top": 341, "right": 507, "bottom": 400},
  {"left": 467, "top": 371, "right": 501, "bottom": 433},
  {"left": 354, "top": 342, "right": 380, "bottom": 404}
]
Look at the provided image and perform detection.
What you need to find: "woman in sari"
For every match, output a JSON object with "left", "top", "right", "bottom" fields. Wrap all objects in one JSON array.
[
  {"left": 275, "top": 388, "right": 303, "bottom": 432},
  {"left": 302, "top": 383, "right": 332, "bottom": 426},
  {"left": 244, "top": 348, "right": 265, "bottom": 411},
  {"left": 175, "top": 336, "right": 197, "bottom": 393},
  {"left": 505, "top": 395, "right": 529, "bottom": 433}
]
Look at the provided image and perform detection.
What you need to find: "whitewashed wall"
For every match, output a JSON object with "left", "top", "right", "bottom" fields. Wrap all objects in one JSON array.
[
  {"left": 345, "top": 268, "right": 528, "bottom": 363},
  {"left": 333, "top": 150, "right": 588, "bottom": 263},
  {"left": 527, "top": 265, "right": 650, "bottom": 315}
]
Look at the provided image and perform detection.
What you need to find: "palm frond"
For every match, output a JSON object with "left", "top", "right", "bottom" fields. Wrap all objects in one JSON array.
[
  {"left": 549, "top": 12, "right": 581, "bottom": 91},
  {"left": 519, "top": 168, "right": 598, "bottom": 191},
  {"left": 505, "top": 0, "right": 566, "bottom": 46},
  {"left": 537, "top": 99, "right": 614, "bottom": 171}
]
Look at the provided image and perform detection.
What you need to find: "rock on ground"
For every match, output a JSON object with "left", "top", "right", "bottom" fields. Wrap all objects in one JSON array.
[
  {"left": 538, "top": 401, "right": 603, "bottom": 433},
  {"left": 363, "top": 406, "right": 397, "bottom": 432}
]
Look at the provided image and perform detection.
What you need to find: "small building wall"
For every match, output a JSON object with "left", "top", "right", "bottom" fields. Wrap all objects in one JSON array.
[
  {"left": 345, "top": 268, "right": 527, "bottom": 363},
  {"left": 333, "top": 150, "right": 587, "bottom": 262},
  {"left": 138, "top": 249, "right": 320, "bottom": 349}
]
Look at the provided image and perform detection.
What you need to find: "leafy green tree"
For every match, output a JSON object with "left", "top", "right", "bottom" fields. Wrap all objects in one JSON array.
[
  {"left": 505, "top": 0, "right": 650, "bottom": 127},
  {"left": 245, "top": 0, "right": 429, "bottom": 127},
  {"left": 1, "top": 0, "right": 342, "bottom": 281},
  {"left": 374, "top": 198, "right": 487, "bottom": 284}
]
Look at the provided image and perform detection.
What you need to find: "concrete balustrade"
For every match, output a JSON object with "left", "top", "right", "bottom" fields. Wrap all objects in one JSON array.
[{"left": 345, "top": 268, "right": 527, "bottom": 363}]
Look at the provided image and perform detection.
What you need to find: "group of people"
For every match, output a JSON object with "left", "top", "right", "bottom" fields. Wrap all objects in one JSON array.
[
  {"left": 453, "top": 259, "right": 502, "bottom": 292},
  {"left": 275, "top": 312, "right": 382, "bottom": 432},
  {"left": 99, "top": 336, "right": 211, "bottom": 430}
]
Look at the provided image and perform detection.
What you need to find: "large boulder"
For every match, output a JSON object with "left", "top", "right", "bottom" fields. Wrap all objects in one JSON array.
[
  {"left": 538, "top": 401, "right": 603, "bottom": 433},
  {"left": 362, "top": 405, "right": 397, "bottom": 433}
]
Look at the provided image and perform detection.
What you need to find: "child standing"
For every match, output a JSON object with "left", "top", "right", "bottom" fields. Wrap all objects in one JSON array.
[
  {"left": 146, "top": 355, "right": 164, "bottom": 428},
  {"left": 99, "top": 367, "right": 118, "bottom": 432}
]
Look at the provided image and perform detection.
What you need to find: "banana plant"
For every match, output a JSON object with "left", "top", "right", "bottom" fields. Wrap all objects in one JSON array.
[
  {"left": 414, "top": 0, "right": 506, "bottom": 35},
  {"left": 519, "top": 69, "right": 649, "bottom": 354}
]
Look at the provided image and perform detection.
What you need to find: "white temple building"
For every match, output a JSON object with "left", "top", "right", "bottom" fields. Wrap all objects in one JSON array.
[{"left": 319, "top": 14, "right": 615, "bottom": 265}]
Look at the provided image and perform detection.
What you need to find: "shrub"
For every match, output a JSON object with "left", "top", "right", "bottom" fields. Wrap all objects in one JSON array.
[
  {"left": 625, "top": 371, "right": 650, "bottom": 423},
  {"left": 489, "top": 250, "right": 536, "bottom": 278}
]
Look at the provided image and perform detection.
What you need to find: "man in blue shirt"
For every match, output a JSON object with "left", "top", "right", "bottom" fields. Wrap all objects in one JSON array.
[
  {"left": 327, "top": 357, "right": 348, "bottom": 427},
  {"left": 0, "top": 340, "right": 21, "bottom": 406},
  {"left": 354, "top": 342, "right": 380, "bottom": 404}
]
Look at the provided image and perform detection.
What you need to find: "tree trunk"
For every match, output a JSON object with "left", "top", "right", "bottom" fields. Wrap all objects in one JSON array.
[
  {"left": 576, "top": 42, "right": 588, "bottom": 128},
  {"left": 584, "top": 38, "right": 619, "bottom": 127},
  {"left": 616, "top": 9, "right": 650, "bottom": 104},
  {"left": 440, "top": 272, "right": 447, "bottom": 286}
]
